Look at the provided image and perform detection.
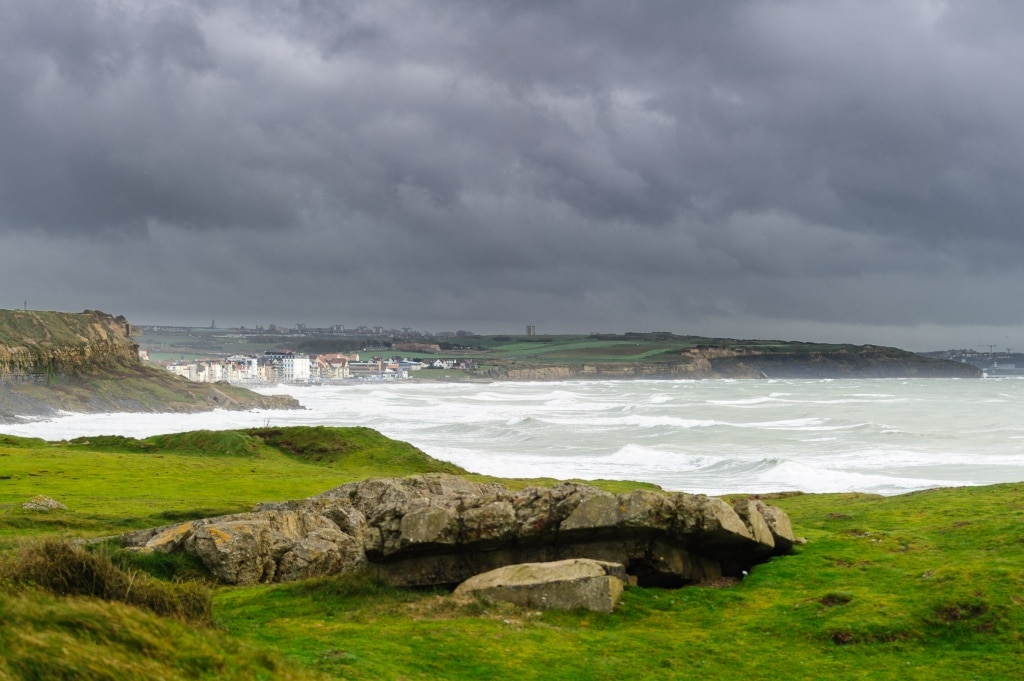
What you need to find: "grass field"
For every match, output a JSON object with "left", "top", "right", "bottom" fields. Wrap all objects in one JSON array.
[{"left": 2, "top": 427, "right": 1023, "bottom": 679}]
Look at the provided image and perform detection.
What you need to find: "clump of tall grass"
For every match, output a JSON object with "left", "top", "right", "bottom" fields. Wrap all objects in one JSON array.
[
  {"left": 0, "top": 538, "right": 211, "bottom": 622},
  {"left": 0, "top": 589, "right": 326, "bottom": 681}
]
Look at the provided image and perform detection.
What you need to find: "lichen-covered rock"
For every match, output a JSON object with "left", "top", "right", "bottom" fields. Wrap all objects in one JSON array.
[
  {"left": 560, "top": 492, "right": 621, "bottom": 532},
  {"left": 398, "top": 500, "right": 460, "bottom": 550},
  {"left": 454, "top": 559, "right": 628, "bottom": 613},
  {"left": 138, "top": 521, "right": 196, "bottom": 553},
  {"left": 512, "top": 482, "right": 596, "bottom": 535},
  {"left": 189, "top": 519, "right": 279, "bottom": 584},
  {"left": 460, "top": 499, "right": 518, "bottom": 545},
  {"left": 560, "top": 488, "right": 695, "bottom": 537},
  {"left": 120, "top": 474, "right": 795, "bottom": 588},
  {"left": 732, "top": 498, "right": 777, "bottom": 552},
  {"left": 276, "top": 527, "right": 364, "bottom": 583},
  {"left": 754, "top": 499, "right": 797, "bottom": 552},
  {"left": 173, "top": 510, "right": 354, "bottom": 585}
]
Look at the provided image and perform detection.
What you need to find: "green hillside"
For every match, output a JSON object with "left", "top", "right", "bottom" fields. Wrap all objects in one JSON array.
[{"left": 1, "top": 426, "right": 1021, "bottom": 679}]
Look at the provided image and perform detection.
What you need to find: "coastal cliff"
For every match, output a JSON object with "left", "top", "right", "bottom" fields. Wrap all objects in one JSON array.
[
  {"left": 0, "top": 309, "right": 298, "bottom": 421},
  {"left": 482, "top": 344, "right": 981, "bottom": 381},
  {"left": 0, "top": 309, "right": 140, "bottom": 382},
  {"left": 684, "top": 345, "right": 982, "bottom": 379}
]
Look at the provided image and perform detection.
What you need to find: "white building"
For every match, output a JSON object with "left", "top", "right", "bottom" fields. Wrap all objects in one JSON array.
[{"left": 281, "top": 354, "right": 311, "bottom": 383}]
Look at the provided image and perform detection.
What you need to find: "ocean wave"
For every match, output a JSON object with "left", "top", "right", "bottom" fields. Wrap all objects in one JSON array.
[
  {"left": 540, "top": 414, "right": 720, "bottom": 429},
  {"left": 6, "top": 378, "right": 1024, "bottom": 496}
]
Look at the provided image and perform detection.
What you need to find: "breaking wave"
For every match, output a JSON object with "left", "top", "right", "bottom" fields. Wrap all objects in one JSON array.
[{"left": 4, "top": 377, "right": 1024, "bottom": 496}]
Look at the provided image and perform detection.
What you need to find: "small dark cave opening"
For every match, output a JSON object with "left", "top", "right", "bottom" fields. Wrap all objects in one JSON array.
[{"left": 626, "top": 559, "right": 692, "bottom": 589}]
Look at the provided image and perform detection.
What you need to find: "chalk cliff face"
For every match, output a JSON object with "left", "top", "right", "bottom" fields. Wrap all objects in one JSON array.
[{"left": 0, "top": 309, "right": 298, "bottom": 420}]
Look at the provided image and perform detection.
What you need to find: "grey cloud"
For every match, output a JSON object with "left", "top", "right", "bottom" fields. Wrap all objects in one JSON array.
[{"left": 2, "top": 0, "right": 1024, "bottom": 348}]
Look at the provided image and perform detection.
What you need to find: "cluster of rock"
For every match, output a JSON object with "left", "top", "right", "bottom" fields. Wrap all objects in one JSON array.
[
  {"left": 121, "top": 474, "right": 794, "bottom": 599},
  {"left": 21, "top": 495, "right": 68, "bottom": 511}
]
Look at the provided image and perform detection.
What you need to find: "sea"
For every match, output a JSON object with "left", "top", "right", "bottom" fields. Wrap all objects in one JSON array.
[{"left": 3, "top": 378, "right": 1024, "bottom": 497}]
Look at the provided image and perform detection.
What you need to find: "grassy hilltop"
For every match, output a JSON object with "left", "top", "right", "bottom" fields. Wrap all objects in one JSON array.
[
  {"left": 448, "top": 333, "right": 981, "bottom": 380},
  {"left": 1, "top": 426, "right": 1022, "bottom": 680}
]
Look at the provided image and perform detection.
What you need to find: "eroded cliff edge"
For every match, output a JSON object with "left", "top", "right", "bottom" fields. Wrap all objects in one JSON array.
[{"left": 0, "top": 309, "right": 298, "bottom": 421}]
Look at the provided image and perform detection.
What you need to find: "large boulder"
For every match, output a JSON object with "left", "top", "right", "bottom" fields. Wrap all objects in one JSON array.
[
  {"left": 126, "top": 510, "right": 364, "bottom": 585},
  {"left": 120, "top": 474, "right": 795, "bottom": 588},
  {"left": 453, "top": 559, "right": 628, "bottom": 613},
  {"left": 753, "top": 499, "right": 796, "bottom": 553}
]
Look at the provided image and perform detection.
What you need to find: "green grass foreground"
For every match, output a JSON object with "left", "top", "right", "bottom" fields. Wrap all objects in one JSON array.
[{"left": 2, "top": 427, "right": 1023, "bottom": 679}]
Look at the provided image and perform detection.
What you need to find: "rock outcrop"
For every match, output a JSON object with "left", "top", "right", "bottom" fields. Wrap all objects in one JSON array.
[
  {"left": 21, "top": 495, "right": 68, "bottom": 511},
  {"left": 453, "top": 558, "right": 628, "bottom": 613},
  {"left": 121, "top": 474, "right": 795, "bottom": 589}
]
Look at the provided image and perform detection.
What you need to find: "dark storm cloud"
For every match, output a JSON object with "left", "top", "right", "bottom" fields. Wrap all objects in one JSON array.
[{"left": 2, "top": 0, "right": 1024, "bottom": 348}]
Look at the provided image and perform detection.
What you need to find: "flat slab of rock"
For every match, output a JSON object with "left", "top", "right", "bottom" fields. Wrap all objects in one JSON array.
[{"left": 454, "top": 559, "right": 627, "bottom": 613}]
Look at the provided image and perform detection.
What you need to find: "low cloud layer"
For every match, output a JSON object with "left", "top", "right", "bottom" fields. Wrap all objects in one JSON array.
[{"left": 2, "top": 1, "right": 1023, "bottom": 349}]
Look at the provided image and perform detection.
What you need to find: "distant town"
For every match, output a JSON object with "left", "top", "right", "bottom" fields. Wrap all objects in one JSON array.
[
  {"left": 140, "top": 322, "right": 483, "bottom": 384},
  {"left": 919, "top": 348, "right": 1024, "bottom": 377},
  {"left": 154, "top": 350, "right": 481, "bottom": 384},
  {"left": 138, "top": 322, "right": 1022, "bottom": 384}
]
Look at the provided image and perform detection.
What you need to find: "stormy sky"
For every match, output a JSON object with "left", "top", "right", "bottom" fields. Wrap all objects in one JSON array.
[{"left": 2, "top": 0, "right": 1023, "bottom": 350}]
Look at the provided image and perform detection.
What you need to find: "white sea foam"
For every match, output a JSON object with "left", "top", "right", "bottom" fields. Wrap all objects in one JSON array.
[
  {"left": 4, "top": 378, "right": 1024, "bottom": 496},
  {"left": 707, "top": 397, "right": 782, "bottom": 406}
]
